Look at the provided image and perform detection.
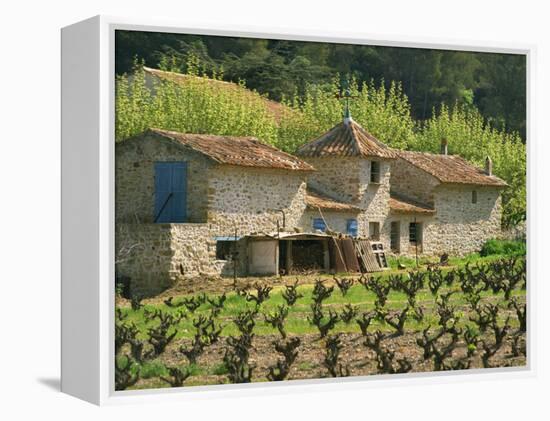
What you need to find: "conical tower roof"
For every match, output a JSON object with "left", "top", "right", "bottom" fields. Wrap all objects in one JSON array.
[{"left": 296, "top": 118, "right": 397, "bottom": 159}]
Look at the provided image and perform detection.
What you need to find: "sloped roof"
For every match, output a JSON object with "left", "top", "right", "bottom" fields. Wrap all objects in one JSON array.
[
  {"left": 296, "top": 119, "right": 397, "bottom": 159},
  {"left": 305, "top": 187, "right": 361, "bottom": 212},
  {"left": 389, "top": 192, "right": 435, "bottom": 215},
  {"left": 396, "top": 150, "right": 508, "bottom": 187},
  {"left": 146, "top": 128, "right": 315, "bottom": 171},
  {"left": 143, "top": 67, "right": 291, "bottom": 123}
]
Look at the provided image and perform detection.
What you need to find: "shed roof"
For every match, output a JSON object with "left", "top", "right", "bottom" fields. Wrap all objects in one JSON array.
[
  {"left": 396, "top": 150, "right": 508, "bottom": 187},
  {"left": 296, "top": 119, "right": 397, "bottom": 159},
  {"left": 146, "top": 128, "right": 315, "bottom": 171},
  {"left": 389, "top": 192, "right": 435, "bottom": 215},
  {"left": 305, "top": 187, "right": 361, "bottom": 212}
]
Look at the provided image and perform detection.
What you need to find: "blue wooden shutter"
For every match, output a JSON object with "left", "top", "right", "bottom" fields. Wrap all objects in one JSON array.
[
  {"left": 347, "top": 219, "right": 358, "bottom": 237},
  {"left": 171, "top": 162, "right": 187, "bottom": 222},
  {"left": 154, "top": 162, "right": 187, "bottom": 223},
  {"left": 313, "top": 218, "right": 326, "bottom": 232}
]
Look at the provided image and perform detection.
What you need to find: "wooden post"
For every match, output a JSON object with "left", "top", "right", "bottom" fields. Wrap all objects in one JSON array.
[
  {"left": 233, "top": 227, "right": 238, "bottom": 289},
  {"left": 286, "top": 240, "right": 293, "bottom": 274},
  {"left": 322, "top": 239, "right": 330, "bottom": 272},
  {"left": 414, "top": 217, "right": 419, "bottom": 268}
]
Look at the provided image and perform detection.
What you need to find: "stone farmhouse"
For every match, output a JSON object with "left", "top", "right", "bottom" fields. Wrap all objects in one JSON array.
[{"left": 116, "top": 113, "right": 507, "bottom": 295}]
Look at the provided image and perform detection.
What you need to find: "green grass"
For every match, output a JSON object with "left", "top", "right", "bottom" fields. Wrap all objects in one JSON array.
[
  {"left": 480, "top": 239, "right": 526, "bottom": 257},
  {"left": 387, "top": 248, "right": 522, "bottom": 270}
]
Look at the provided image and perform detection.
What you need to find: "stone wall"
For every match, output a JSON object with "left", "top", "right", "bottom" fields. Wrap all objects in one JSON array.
[
  {"left": 302, "top": 156, "right": 393, "bottom": 248},
  {"left": 207, "top": 165, "right": 308, "bottom": 236},
  {"left": 303, "top": 157, "right": 364, "bottom": 202},
  {"left": 359, "top": 160, "right": 392, "bottom": 249},
  {"left": 116, "top": 223, "right": 214, "bottom": 296},
  {"left": 390, "top": 157, "right": 440, "bottom": 205},
  {"left": 116, "top": 132, "right": 211, "bottom": 224},
  {"left": 386, "top": 186, "right": 502, "bottom": 258},
  {"left": 386, "top": 213, "right": 435, "bottom": 256},
  {"left": 300, "top": 209, "right": 363, "bottom": 236},
  {"left": 425, "top": 185, "right": 503, "bottom": 256}
]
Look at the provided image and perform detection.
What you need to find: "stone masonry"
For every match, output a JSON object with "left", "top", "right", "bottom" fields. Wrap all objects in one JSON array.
[{"left": 115, "top": 125, "right": 507, "bottom": 295}]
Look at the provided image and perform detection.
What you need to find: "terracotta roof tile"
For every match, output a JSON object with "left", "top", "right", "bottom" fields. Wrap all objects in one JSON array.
[
  {"left": 306, "top": 187, "right": 360, "bottom": 212},
  {"left": 389, "top": 192, "right": 435, "bottom": 215},
  {"left": 396, "top": 150, "right": 508, "bottom": 187},
  {"left": 296, "top": 119, "right": 397, "bottom": 159},
  {"left": 148, "top": 128, "right": 315, "bottom": 171}
]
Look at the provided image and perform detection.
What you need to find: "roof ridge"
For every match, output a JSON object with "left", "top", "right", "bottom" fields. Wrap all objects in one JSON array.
[
  {"left": 150, "top": 127, "right": 257, "bottom": 141},
  {"left": 296, "top": 119, "right": 397, "bottom": 159},
  {"left": 395, "top": 148, "right": 507, "bottom": 187},
  {"left": 142, "top": 128, "right": 315, "bottom": 171}
]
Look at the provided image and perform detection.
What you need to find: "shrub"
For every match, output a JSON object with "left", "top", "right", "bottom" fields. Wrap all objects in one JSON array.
[
  {"left": 480, "top": 239, "right": 526, "bottom": 257},
  {"left": 139, "top": 360, "right": 168, "bottom": 379}
]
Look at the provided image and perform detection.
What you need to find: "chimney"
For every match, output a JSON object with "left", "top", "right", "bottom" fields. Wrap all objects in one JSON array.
[
  {"left": 485, "top": 156, "right": 493, "bottom": 176},
  {"left": 440, "top": 138, "right": 448, "bottom": 155}
]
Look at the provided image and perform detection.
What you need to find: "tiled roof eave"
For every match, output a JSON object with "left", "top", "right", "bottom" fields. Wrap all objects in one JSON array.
[
  {"left": 389, "top": 206, "right": 436, "bottom": 215},
  {"left": 305, "top": 188, "right": 361, "bottom": 212},
  {"left": 305, "top": 202, "right": 361, "bottom": 212},
  {"left": 389, "top": 194, "right": 436, "bottom": 215}
]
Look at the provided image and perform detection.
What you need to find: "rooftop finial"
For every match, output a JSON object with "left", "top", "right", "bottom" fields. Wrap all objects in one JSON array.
[{"left": 341, "top": 79, "right": 353, "bottom": 125}]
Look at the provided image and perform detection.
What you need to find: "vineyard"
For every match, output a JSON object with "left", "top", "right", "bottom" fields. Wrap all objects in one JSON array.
[{"left": 115, "top": 255, "right": 527, "bottom": 390}]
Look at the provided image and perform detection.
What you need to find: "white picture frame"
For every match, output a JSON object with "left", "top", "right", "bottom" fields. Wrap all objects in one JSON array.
[{"left": 61, "top": 15, "right": 535, "bottom": 406}]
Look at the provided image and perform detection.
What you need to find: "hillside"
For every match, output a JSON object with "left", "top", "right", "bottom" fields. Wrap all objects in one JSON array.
[{"left": 143, "top": 67, "right": 295, "bottom": 124}]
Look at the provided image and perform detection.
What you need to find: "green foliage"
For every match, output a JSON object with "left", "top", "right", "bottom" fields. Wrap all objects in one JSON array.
[
  {"left": 480, "top": 239, "right": 526, "bottom": 257},
  {"left": 115, "top": 61, "right": 278, "bottom": 145},
  {"left": 277, "top": 78, "right": 416, "bottom": 152},
  {"left": 211, "top": 362, "right": 229, "bottom": 375},
  {"left": 115, "top": 32, "right": 526, "bottom": 138},
  {"left": 139, "top": 360, "right": 168, "bottom": 379}
]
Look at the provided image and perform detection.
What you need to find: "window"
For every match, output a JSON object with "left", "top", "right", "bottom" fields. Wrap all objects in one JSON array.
[
  {"left": 216, "top": 240, "right": 234, "bottom": 260},
  {"left": 409, "top": 222, "right": 422, "bottom": 245},
  {"left": 472, "top": 190, "right": 478, "bottom": 204},
  {"left": 370, "top": 161, "right": 381, "bottom": 183},
  {"left": 154, "top": 162, "right": 187, "bottom": 223},
  {"left": 346, "top": 219, "right": 358, "bottom": 237},
  {"left": 390, "top": 221, "right": 400, "bottom": 252},
  {"left": 313, "top": 218, "right": 326, "bottom": 232},
  {"left": 369, "top": 221, "right": 380, "bottom": 241}
]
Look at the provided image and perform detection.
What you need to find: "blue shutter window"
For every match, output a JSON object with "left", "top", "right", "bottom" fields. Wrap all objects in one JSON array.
[
  {"left": 313, "top": 218, "right": 326, "bottom": 232},
  {"left": 154, "top": 162, "right": 187, "bottom": 223},
  {"left": 347, "top": 219, "right": 358, "bottom": 237}
]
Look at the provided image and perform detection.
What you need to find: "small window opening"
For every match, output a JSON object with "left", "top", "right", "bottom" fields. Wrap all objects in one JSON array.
[
  {"left": 347, "top": 219, "right": 358, "bottom": 237},
  {"left": 369, "top": 221, "right": 380, "bottom": 241},
  {"left": 216, "top": 241, "right": 234, "bottom": 260},
  {"left": 472, "top": 190, "right": 478, "bottom": 204},
  {"left": 409, "top": 222, "right": 422, "bottom": 245},
  {"left": 390, "top": 221, "right": 400, "bottom": 252},
  {"left": 370, "top": 161, "right": 381, "bottom": 183},
  {"left": 313, "top": 218, "right": 327, "bottom": 232}
]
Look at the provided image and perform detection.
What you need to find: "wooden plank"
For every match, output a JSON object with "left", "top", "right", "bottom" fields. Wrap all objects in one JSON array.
[
  {"left": 354, "top": 239, "right": 382, "bottom": 272},
  {"left": 341, "top": 238, "right": 360, "bottom": 272},
  {"left": 370, "top": 241, "right": 389, "bottom": 269},
  {"left": 329, "top": 238, "right": 347, "bottom": 273}
]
